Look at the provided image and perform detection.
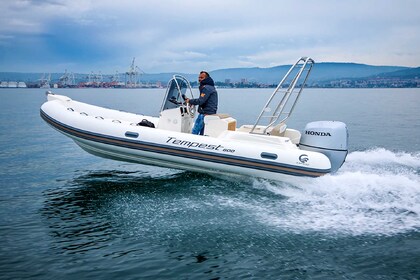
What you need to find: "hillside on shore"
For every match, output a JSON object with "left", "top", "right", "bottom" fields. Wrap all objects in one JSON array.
[{"left": 1, "top": 62, "right": 419, "bottom": 88}]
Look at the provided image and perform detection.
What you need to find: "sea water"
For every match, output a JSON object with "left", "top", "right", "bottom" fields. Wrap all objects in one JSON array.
[{"left": 0, "top": 88, "right": 419, "bottom": 279}]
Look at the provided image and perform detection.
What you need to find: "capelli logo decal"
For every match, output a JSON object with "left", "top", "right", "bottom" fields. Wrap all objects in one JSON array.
[{"left": 299, "top": 154, "right": 309, "bottom": 163}]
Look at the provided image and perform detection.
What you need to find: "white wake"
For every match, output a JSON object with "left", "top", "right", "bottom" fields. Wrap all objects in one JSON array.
[{"left": 225, "top": 148, "right": 420, "bottom": 236}]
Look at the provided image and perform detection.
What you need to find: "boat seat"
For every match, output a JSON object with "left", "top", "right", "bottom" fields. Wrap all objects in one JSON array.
[
  {"left": 237, "top": 123, "right": 286, "bottom": 136},
  {"left": 266, "top": 122, "right": 287, "bottom": 136},
  {"left": 204, "top": 114, "right": 237, "bottom": 137}
]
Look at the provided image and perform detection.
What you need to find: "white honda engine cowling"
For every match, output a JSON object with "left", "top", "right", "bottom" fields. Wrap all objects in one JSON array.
[{"left": 299, "top": 121, "right": 348, "bottom": 172}]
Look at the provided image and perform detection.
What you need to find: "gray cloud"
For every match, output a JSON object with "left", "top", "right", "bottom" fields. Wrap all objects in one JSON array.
[{"left": 1, "top": 0, "right": 419, "bottom": 73}]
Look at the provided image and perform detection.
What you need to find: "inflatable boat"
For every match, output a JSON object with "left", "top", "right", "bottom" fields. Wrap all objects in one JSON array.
[{"left": 40, "top": 57, "right": 348, "bottom": 182}]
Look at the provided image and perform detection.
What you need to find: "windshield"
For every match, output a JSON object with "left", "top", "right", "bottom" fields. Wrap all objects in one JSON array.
[{"left": 160, "top": 75, "right": 194, "bottom": 112}]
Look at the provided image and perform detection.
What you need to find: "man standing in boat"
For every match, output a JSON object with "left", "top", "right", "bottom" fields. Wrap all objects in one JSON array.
[{"left": 185, "top": 71, "right": 218, "bottom": 135}]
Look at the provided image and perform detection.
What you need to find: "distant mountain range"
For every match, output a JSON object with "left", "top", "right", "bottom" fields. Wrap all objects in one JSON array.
[
  {"left": 131, "top": 63, "right": 420, "bottom": 85},
  {"left": 1, "top": 62, "right": 419, "bottom": 86},
  {"left": 208, "top": 63, "right": 418, "bottom": 84}
]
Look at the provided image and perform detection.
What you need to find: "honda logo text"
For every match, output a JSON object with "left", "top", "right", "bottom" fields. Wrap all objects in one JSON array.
[{"left": 305, "top": 130, "right": 331, "bottom": 136}]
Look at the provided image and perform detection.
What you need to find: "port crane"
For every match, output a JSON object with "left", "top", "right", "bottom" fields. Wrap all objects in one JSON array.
[{"left": 125, "top": 57, "right": 144, "bottom": 88}]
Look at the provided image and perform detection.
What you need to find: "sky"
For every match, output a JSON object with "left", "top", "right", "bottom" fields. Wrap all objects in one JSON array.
[{"left": 1, "top": 0, "right": 420, "bottom": 74}]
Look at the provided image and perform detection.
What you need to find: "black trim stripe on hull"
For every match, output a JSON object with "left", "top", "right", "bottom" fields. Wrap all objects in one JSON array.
[
  {"left": 40, "top": 109, "right": 330, "bottom": 177},
  {"left": 299, "top": 143, "right": 348, "bottom": 152}
]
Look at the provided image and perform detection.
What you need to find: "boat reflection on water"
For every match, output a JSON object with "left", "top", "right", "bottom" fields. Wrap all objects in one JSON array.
[
  {"left": 39, "top": 168, "right": 290, "bottom": 265},
  {"left": 40, "top": 170, "right": 237, "bottom": 254}
]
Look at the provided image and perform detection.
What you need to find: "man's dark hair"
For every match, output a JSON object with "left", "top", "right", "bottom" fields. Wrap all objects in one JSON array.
[{"left": 200, "top": 71, "right": 210, "bottom": 78}]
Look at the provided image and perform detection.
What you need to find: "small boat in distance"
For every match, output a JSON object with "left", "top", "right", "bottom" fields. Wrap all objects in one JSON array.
[{"left": 40, "top": 57, "right": 348, "bottom": 183}]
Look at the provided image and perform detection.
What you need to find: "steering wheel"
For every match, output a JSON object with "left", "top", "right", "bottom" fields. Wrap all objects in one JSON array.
[
  {"left": 186, "top": 103, "right": 195, "bottom": 117},
  {"left": 181, "top": 94, "right": 195, "bottom": 117}
]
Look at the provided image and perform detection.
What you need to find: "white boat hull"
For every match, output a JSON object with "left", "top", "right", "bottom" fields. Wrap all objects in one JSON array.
[{"left": 40, "top": 94, "right": 333, "bottom": 182}]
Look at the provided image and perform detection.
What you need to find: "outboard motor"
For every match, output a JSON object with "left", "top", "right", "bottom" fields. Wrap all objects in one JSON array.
[{"left": 299, "top": 121, "right": 348, "bottom": 172}]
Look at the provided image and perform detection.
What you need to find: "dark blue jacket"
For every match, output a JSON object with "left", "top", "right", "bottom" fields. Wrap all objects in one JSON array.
[{"left": 189, "top": 76, "right": 218, "bottom": 115}]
